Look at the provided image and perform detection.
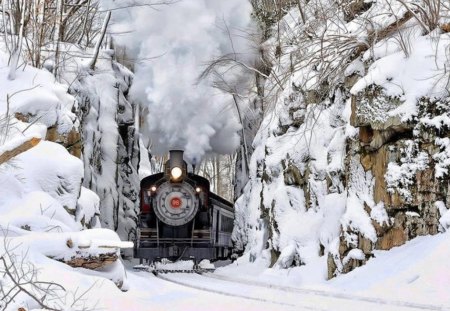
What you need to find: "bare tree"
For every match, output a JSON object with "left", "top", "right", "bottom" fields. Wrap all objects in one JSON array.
[
  {"left": 0, "top": 232, "right": 97, "bottom": 311},
  {"left": 197, "top": 154, "right": 236, "bottom": 200},
  {"left": 397, "top": 0, "right": 442, "bottom": 34},
  {"left": 0, "top": 0, "right": 104, "bottom": 78},
  {"left": 5, "top": 0, "right": 26, "bottom": 80},
  {"left": 89, "top": 9, "right": 110, "bottom": 70},
  {"left": 0, "top": 246, "right": 64, "bottom": 310}
]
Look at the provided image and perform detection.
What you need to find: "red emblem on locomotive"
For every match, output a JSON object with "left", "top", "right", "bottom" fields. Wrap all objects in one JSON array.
[{"left": 171, "top": 197, "right": 182, "bottom": 208}]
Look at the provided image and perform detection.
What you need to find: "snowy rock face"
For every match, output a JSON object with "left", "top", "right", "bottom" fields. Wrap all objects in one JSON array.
[
  {"left": 70, "top": 53, "right": 140, "bottom": 242},
  {"left": 234, "top": 0, "right": 450, "bottom": 278},
  {"left": 0, "top": 47, "right": 133, "bottom": 305},
  {"left": 0, "top": 54, "right": 82, "bottom": 158},
  {"left": 0, "top": 49, "right": 98, "bottom": 231}
]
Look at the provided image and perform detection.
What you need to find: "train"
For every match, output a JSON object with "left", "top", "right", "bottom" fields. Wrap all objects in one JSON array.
[{"left": 135, "top": 150, "right": 234, "bottom": 264}]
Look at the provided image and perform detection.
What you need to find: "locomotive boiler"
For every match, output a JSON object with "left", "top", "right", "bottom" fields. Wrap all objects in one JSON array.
[{"left": 135, "top": 150, "right": 234, "bottom": 263}]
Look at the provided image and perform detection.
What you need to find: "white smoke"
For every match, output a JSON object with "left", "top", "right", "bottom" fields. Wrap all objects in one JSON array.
[{"left": 101, "top": 0, "right": 255, "bottom": 163}]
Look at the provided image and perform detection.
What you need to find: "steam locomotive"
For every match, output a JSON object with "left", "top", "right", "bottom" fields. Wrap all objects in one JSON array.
[{"left": 135, "top": 150, "right": 234, "bottom": 263}]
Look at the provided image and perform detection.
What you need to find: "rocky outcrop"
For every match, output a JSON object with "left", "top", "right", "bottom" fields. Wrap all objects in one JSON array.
[
  {"left": 15, "top": 111, "right": 82, "bottom": 158},
  {"left": 329, "top": 91, "right": 450, "bottom": 277},
  {"left": 233, "top": 1, "right": 450, "bottom": 279},
  {"left": 70, "top": 52, "right": 140, "bottom": 243},
  {"left": 0, "top": 137, "right": 41, "bottom": 165},
  {"left": 45, "top": 126, "right": 82, "bottom": 158}
]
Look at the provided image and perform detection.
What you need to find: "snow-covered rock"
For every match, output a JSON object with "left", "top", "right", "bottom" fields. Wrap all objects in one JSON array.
[
  {"left": 70, "top": 51, "right": 140, "bottom": 242},
  {"left": 0, "top": 41, "right": 132, "bottom": 309},
  {"left": 233, "top": 0, "right": 450, "bottom": 279}
]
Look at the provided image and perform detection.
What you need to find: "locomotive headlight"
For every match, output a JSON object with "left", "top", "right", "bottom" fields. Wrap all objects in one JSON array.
[
  {"left": 150, "top": 185, "right": 157, "bottom": 192},
  {"left": 171, "top": 167, "right": 182, "bottom": 180},
  {"left": 195, "top": 187, "right": 201, "bottom": 193}
]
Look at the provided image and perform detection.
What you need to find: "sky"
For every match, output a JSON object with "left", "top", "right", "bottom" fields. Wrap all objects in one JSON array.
[{"left": 101, "top": 0, "right": 256, "bottom": 164}]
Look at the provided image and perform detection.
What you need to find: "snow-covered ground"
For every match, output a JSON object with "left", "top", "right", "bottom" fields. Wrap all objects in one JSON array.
[
  {"left": 215, "top": 230, "right": 450, "bottom": 310},
  {"left": 3, "top": 230, "right": 448, "bottom": 310},
  {"left": 2, "top": 1, "right": 450, "bottom": 310},
  {"left": 330, "top": 232, "right": 449, "bottom": 307},
  {"left": 0, "top": 223, "right": 450, "bottom": 311}
]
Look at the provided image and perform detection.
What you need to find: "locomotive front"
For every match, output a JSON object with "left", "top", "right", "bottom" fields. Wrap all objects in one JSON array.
[
  {"left": 136, "top": 150, "right": 234, "bottom": 264},
  {"left": 136, "top": 150, "right": 216, "bottom": 263},
  {"left": 151, "top": 150, "right": 202, "bottom": 227}
]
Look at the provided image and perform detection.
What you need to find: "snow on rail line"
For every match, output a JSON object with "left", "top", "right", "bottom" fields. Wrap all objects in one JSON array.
[
  {"left": 200, "top": 272, "right": 448, "bottom": 311},
  {"left": 153, "top": 272, "right": 305, "bottom": 310},
  {"left": 153, "top": 272, "right": 448, "bottom": 311}
]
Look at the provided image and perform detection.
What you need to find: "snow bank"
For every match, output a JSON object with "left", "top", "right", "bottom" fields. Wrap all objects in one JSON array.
[
  {"left": 0, "top": 40, "right": 133, "bottom": 309},
  {"left": 15, "top": 141, "right": 83, "bottom": 210},
  {"left": 352, "top": 29, "right": 450, "bottom": 121},
  {"left": 0, "top": 125, "right": 87, "bottom": 234},
  {"left": 0, "top": 49, "right": 77, "bottom": 133},
  {"left": 218, "top": 231, "right": 450, "bottom": 307},
  {"left": 0, "top": 229, "right": 132, "bottom": 310},
  {"left": 329, "top": 231, "right": 450, "bottom": 306}
]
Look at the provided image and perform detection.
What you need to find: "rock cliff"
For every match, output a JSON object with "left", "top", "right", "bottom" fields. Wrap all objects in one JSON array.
[{"left": 233, "top": 0, "right": 450, "bottom": 278}]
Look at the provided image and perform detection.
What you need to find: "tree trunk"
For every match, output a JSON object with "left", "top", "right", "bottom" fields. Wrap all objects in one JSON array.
[
  {"left": 89, "top": 10, "right": 111, "bottom": 70},
  {"left": 53, "top": 0, "right": 64, "bottom": 78},
  {"left": 7, "top": 0, "right": 26, "bottom": 80}
]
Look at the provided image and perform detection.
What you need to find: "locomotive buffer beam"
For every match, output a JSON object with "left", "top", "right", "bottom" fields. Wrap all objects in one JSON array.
[{"left": 133, "top": 257, "right": 215, "bottom": 274}]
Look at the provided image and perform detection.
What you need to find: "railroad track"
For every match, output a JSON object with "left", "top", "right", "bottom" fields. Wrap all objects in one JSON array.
[
  {"left": 150, "top": 271, "right": 449, "bottom": 311},
  {"left": 153, "top": 271, "right": 319, "bottom": 310},
  {"left": 199, "top": 272, "right": 448, "bottom": 311}
]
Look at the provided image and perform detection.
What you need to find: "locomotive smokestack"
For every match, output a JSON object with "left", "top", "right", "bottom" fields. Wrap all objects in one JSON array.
[
  {"left": 169, "top": 150, "right": 184, "bottom": 168},
  {"left": 168, "top": 150, "right": 185, "bottom": 181}
]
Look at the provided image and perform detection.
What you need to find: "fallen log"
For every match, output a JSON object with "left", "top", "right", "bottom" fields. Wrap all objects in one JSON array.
[{"left": 58, "top": 252, "right": 119, "bottom": 270}]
